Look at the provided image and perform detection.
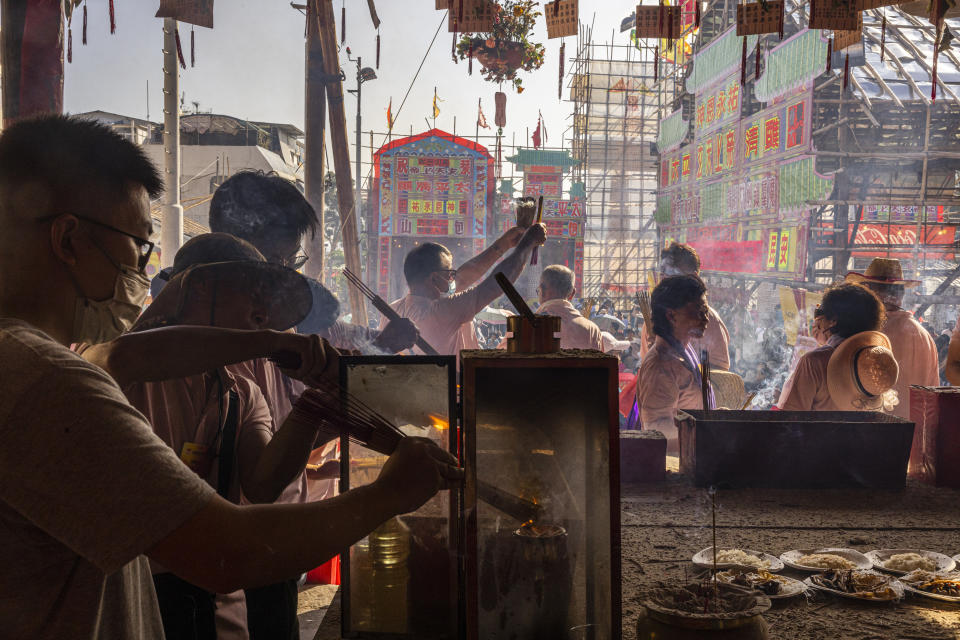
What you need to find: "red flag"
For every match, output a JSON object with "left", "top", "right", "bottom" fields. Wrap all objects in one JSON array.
[
  {"left": 477, "top": 99, "right": 490, "bottom": 129},
  {"left": 532, "top": 118, "right": 542, "bottom": 149},
  {"left": 386, "top": 98, "right": 394, "bottom": 130}
]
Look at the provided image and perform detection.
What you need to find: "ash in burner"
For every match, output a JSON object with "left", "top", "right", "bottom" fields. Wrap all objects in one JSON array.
[{"left": 648, "top": 583, "right": 765, "bottom": 616}]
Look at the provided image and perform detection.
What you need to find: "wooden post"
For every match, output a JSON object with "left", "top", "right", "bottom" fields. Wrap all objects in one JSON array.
[
  {"left": 318, "top": 0, "right": 368, "bottom": 325},
  {"left": 303, "top": 0, "right": 326, "bottom": 283}
]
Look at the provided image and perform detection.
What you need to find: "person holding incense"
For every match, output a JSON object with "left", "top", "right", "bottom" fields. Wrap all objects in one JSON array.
[
  {"left": 639, "top": 242, "right": 731, "bottom": 370},
  {"left": 636, "top": 275, "right": 714, "bottom": 453},
  {"left": 387, "top": 223, "right": 546, "bottom": 357},
  {"left": 0, "top": 116, "right": 460, "bottom": 640}
]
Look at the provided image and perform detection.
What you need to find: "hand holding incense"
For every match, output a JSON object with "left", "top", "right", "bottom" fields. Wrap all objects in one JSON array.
[{"left": 530, "top": 195, "right": 544, "bottom": 265}]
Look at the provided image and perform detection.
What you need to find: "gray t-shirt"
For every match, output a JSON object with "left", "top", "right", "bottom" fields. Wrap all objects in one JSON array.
[{"left": 0, "top": 319, "right": 215, "bottom": 639}]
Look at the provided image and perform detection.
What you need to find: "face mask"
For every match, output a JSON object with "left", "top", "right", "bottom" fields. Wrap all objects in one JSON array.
[
  {"left": 447, "top": 279, "right": 457, "bottom": 295},
  {"left": 72, "top": 264, "right": 150, "bottom": 344}
]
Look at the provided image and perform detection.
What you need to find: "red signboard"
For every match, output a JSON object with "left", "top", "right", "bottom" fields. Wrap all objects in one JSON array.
[{"left": 849, "top": 225, "right": 956, "bottom": 259}]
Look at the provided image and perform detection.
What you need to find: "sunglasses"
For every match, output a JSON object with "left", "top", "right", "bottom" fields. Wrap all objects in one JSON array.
[{"left": 39, "top": 213, "right": 155, "bottom": 272}]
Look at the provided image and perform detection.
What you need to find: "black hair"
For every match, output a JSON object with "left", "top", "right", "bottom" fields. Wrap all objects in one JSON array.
[
  {"left": 660, "top": 242, "right": 701, "bottom": 275},
  {"left": 651, "top": 274, "right": 707, "bottom": 340},
  {"left": 209, "top": 171, "right": 318, "bottom": 245},
  {"left": 819, "top": 283, "right": 885, "bottom": 339},
  {"left": 0, "top": 115, "right": 163, "bottom": 204},
  {"left": 403, "top": 242, "right": 452, "bottom": 286}
]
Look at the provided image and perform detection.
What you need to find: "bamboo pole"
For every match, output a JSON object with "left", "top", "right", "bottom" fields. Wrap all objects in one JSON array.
[
  {"left": 317, "top": 0, "right": 368, "bottom": 325},
  {"left": 303, "top": 0, "right": 326, "bottom": 283}
]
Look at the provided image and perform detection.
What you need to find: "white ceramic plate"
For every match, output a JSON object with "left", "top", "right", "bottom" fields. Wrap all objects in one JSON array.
[
  {"left": 900, "top": 571, "right": 960, "bottom": 603},
  {"left": 693, "top": 547, "right": 784, "bottom": 573},
  {"left": 803, "top": 572, "right": 905, "bottom": 603},
  {"left": 780, "top": 548, "right": 872, "bottom": 572},
  {"left": 866, "top": 549, "right": 956, "bottom": 576},
  {"left": 715, "top": 570, "right": 807, "bottom": 600}
]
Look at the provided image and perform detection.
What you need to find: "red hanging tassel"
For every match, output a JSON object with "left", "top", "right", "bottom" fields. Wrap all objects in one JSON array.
[
  {"left": 695, "top": 0, "right": 701, "bottom": 28},
  {"left": 468, "top": 40, "right": 473, "bottom": 74},
  {"left": 459, "top": 0, "right": 464, "bottom": 22},
  {"left": 376, "top": 32, "right": 380, "bottom": 69},
  {"left": 175, "top": 27, "right": 186, "bottom": 69},
  {"left": 191, "top": 28, "right": 195, "bottom": 67},
  {"left": 826, "top": 37, "right": 833, "bottom": 73},
  {"left": 558, "top": 41, "right": 565, "bottom": 100},
  {"left": 880, "top": 14, "right": 887, "bottom": 62},
  {"left": 82, "top": 2, "right": 87, "bottom": 44},
  {"left": 109, "top": 0, "right": 116, "bottom": 34},
  {"left": 843, "top": 53, "right": 850, "bottom": 90},
  {"left": 554, "top": 0, "right": 560, "bottom": 16},
  {"left": 341, "top": 3, "right": 345, "bottom": 44},
  {"left": 658, "top": 0, "right": 665, "bottom": 36},
  {"left": 755, "top": 39, "right": 761, "bottom": 78},
  {"left": 495, "top": 133, "right": 502, "bottom": 179},
  {"left": 67, "top": 26, "right": 73, "bottom": 63},
  {"left": 654, "top": 46, "right": 659, "bottom": 81},
  {"left": 452, "top": 31, "right": 458, "bottom": 62},
  {"left": 741, "top": 36, "right": 747, "bottom": 85}
]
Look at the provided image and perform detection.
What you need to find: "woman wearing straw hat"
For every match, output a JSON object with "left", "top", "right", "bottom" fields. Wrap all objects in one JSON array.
[
  {"left": 779, "top": 283, "right": 899, "bottom": 412},
  {"left": 846, "top": 258, "right": 939, "bottom": 419}
]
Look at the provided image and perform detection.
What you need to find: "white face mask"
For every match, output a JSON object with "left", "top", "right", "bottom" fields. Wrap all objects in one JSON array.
[
  {"left": 72, "top": 263, "right": 150, "bottom": 344},
  {"left": 447, "top": 279, "right": 457, "bottom": 295}
]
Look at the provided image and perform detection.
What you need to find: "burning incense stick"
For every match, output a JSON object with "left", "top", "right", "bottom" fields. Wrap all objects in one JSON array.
[
  {"left": 740, "top": 392, "right": 757, "bottom": 410},
  {"left": 342, "top": 268, "right": 439, "bottom": 356}
]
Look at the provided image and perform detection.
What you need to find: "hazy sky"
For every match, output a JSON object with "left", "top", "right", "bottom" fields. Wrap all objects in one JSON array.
[{"left": 63, "top": 0, "right": 640, "bottom": 170}]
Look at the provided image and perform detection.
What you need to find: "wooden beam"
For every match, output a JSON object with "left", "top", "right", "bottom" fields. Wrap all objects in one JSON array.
[{"left": 317, "top": 0, "right": 368, "bottom": 325}]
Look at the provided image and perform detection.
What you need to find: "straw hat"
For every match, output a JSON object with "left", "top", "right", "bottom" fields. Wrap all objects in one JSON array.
[
  {"left": 138, "top": 233, "right": 313, "bottom": 332},
  {"left": 827, "top": 331, "right": 899, "bottom": 411},
  {"left": 845, "top": 258, "right": 920, "bottom": 288}
]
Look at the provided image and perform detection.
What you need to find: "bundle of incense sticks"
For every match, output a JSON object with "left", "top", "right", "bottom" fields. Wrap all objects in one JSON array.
[
  {"left": 636, "top": 289, "right": 653, "bottom": 330},
  {"left": 290, "top": 382, "right": 543, "bottom": 523},
  {"left": 289, "top": 383, "right": 406, "bottom": 456},
  {"left": 342, "top": 268, "right": 439, "bottom": 356},
  {"left": 530, "top": 195, "right": 544, "bottom": 265}
]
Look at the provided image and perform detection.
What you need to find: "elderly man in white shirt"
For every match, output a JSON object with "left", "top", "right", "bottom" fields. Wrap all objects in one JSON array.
[{"left": 536, "top": 265, "right": 604, "bottom": 351}]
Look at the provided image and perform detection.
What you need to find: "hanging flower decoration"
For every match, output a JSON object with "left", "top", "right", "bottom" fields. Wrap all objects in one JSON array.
[{"left": 455, "top": 0, "right": 546, "bottom": 91}]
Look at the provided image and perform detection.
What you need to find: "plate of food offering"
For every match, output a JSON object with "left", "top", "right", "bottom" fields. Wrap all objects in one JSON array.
[
  {"left": 693, "top": 547, "right": 785, "bottom": 573},
  {"left": 714, "top": 568, "right": 808, "bottom": 600},
  {"left": 804, "top": 570, "right": 905, "bottom": 602},
  {"left": 899, "top": 569, "right": 960, "bottom": 603},
  {"left": 866, "top": 549, "right": 956, "bottom": 576},
  {"left": 780, "top": 548, "right": 872, "bottom": 572}
]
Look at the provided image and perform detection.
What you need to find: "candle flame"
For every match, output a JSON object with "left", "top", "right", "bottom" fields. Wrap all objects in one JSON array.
[{"left": 428, "top": 414, "right": 449, "bottom": 431}]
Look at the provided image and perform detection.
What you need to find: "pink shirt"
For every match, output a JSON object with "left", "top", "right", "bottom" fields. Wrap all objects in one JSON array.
[
  {"left": 388, "top": 290, "right": 485, "bottom": 356},
  {"left": 640, "top": 305, "right": 731, "bottom": 370},
  {"left": 883, "top": 309, "right": 939, "bottom": 420},
  {"left": 227, "top": 359, "right": 310, "bottom": 504},
  {"left": 637, "top": 336, "right": 706, "bottom": 432},
  {"left": 778, "top": 335, "right": 842, "bottom": 411},
  {"left": 537, "top": 298, "right": 604, "bottom": 351}
]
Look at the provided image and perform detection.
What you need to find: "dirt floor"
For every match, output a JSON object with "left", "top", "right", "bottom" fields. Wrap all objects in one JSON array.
[
  {"left": 310, "top": 463, "right": 960, "bottom": 639},
  {"left": 621, "top": 468, "right": 960, "bottom": 639}
]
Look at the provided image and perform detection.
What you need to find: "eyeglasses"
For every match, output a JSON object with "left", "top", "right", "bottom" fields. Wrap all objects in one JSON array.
[
  {"left": 285, "top": 253, "right": 309, "bottom": 270},
  {"left": 434, "top": 269, "right": 458, "bottom": 281},
  {"left": 39, "top": 213, "right": 155, "bottom": 272}
]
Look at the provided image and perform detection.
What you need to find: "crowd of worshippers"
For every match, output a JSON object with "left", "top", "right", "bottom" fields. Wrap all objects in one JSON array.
[
  {"left": 0, "top": 116, "right": 953, "bottom": 640},
  {"left": 630, "top": 242, "right": 942, "bottom": 452}
]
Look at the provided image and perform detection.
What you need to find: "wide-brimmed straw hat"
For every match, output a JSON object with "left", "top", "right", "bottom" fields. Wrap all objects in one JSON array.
[
  {"left": 827, "top": 331, "right": 899, "bottom": 411},
  {"left": 138, "top": 233, "right": 312, "bottom": 331},
  {"left": 846, "top": 258, "right": 920, "bottom": 288}
]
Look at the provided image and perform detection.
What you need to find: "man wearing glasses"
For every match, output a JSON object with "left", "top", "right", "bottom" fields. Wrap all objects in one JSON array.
[
  {"left": 390, "top": 222, "right": 546, "bottom": 357},
  {"left": 0, "top": 115, "right": 460, "bottom": 640}
]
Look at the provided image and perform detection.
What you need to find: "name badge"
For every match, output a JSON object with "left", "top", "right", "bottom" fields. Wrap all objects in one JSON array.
[{"left": 180, "top": 442, "right": 213, "bottom": 478}]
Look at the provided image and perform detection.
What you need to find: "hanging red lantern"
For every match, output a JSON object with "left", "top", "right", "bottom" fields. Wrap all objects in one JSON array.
[{"left": 741, "top": 36, "right": 747, "bottom": 85}]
